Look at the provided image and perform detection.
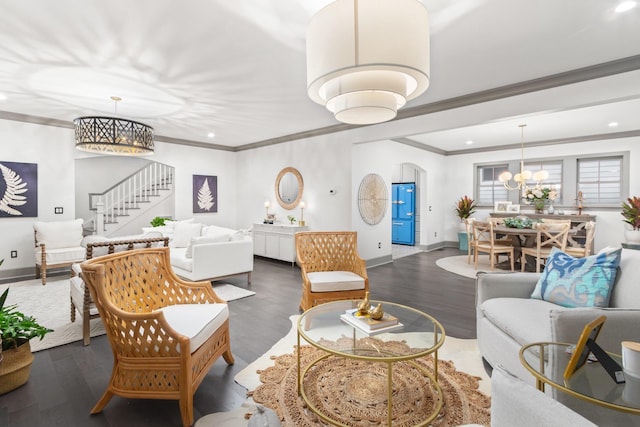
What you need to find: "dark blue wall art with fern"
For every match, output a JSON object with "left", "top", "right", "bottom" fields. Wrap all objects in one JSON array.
[{"left": 0, "top": 161, "right": 38, "bottom": 217}]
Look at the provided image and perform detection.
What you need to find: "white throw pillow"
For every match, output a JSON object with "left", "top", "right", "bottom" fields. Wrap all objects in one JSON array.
[
  {"left": 34, "top": 218, "right": 84, "bottom": 249},
  {"left": 165, "top": 218, "right": 194, "bottom": 230},
  {"left": 185, "top": 235, "right": 228, "bottom": 258},
  {"left": 201, "top": 225, "right": 235, "bottom": 241},
  {"left": 172, "top": 222, "right": 203, "bottom": 248}
]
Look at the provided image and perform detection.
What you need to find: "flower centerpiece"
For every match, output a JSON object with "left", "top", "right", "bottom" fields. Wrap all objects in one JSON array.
[{"left": 522, "top": 185, "right": 557, "bottom": 213}]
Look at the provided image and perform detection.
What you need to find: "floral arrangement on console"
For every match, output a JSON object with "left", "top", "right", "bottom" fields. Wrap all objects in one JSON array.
[
  {"left": 522, "top": 185, "right": 558, "bottom": 213},
  {"left": 621, "top": 196, "right": 640, "bottom": 230},
  {"left": 455, "top": 196, "right": 477, "bottom": 221}
]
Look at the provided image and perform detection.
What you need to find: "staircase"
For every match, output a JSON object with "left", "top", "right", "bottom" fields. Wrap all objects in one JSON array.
[{"left": 85, "top": 162, "right": 174, "bottom": 236}]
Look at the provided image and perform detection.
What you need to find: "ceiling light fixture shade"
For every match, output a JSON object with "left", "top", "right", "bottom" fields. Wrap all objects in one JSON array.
[
  {"left": 499, "top": 124, "right": 548, "bottom": 190},
  {"left": 306, "top": 0, "right": 430, "bottom": 125},
  {"left": 74, "top": 116, "right": 154, "bottom": 156}
]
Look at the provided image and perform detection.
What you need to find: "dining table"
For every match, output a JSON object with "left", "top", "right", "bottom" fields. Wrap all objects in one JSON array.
[{"left": 492, "top": 224, "right": 541, "bottom": 271}]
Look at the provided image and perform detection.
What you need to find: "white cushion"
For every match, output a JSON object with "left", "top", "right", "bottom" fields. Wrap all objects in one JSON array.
[
  {"left": 165, "top": 218, "right": 194, "bottom": 229},
  {"left": 185, "top": 235, "right": 225, "bottom": 258},
  {"left": 201, "top": 225, "right": 235, "bottom": 240},
  {"left": 158, "top": 303, "right": 228, "bottom": 352},
  {"left": 34, "top": 219, "right": 83, "bottom": 249},
  {"left": 307, "top": 271, "right": 365, "bottom": 293},
  {"left": 172, "top": 222, "right": 203, "bottom": 248},
  {"left": 480, "top": 298, "right": 562, "bottom": 345},
  {"left": 81, "top": 235, "right": 110, "bottom": 248},
  {"left": 35, "top": 246, "right": 85, "bottom": 265},
  {"left": 70, "top": 276, "right": 99, "bottom": 316},
  {"left": 170, "top": 248, "right": 193, "bottom": 271}
]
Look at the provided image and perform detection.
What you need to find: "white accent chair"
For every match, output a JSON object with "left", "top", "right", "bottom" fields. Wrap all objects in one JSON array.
[{"left": 33, "top": 218, "right": 85, "bottom": 285}]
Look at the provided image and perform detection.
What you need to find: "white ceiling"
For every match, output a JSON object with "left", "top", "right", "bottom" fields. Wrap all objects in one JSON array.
[{"left": 1, "top": 0, "right": 639, "bottom": 153}]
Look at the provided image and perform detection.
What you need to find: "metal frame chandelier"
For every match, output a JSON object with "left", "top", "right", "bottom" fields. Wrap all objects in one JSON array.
[
  {"left": 74, "top": 96, "right": 154, "bottom": 156},
  {"left": 498, "top": 124, "right": 548, "bottom": 190},
  {"left": 306, "top": 0, "right": 430, "bottom": 125}
]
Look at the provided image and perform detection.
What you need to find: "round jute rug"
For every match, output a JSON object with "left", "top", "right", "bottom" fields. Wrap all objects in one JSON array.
[{"left": 249, "top": 338, "right": 491, "bottom": 427}]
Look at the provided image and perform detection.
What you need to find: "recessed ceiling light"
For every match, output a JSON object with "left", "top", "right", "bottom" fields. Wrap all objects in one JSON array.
[
  {"left": 615, "top": 1, "right": 637, "bottom": 12},
  {"left": 0, "top": 93, "right": 6, "bottom": 101},
  {"left": 465, "top": 140, "right": 473, "bottom": 145},
  {"left": 608, "top": 122, "right": 619, "bottom": 127},
  {"left": 207, "top": 132, "right": 215, "bottom": 138}
]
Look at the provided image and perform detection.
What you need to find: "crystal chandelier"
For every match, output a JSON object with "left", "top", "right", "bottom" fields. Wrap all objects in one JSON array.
[
  {"left": 74, "top": 96, "right": 154, "bottom": 156},
  {"left": 498, "top": 124, "right": 548, "bottom": 190}
]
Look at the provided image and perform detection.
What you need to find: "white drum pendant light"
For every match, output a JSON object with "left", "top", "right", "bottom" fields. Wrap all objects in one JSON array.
[{"left": 306, "top": 0, "right": 430, "bottom": 125}]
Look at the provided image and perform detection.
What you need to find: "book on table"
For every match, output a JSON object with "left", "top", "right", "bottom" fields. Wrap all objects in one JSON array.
[{"left": 340, "top": 308, "right": 402, "bottom": 333}]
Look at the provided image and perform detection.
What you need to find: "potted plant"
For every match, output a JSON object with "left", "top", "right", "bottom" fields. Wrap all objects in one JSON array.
[
  {"left": 621, "top": 196, "right": 640, "bottom": 243},
  {"left": 0, "top": 287, "right": 53, "bottom": 394},
  {"left": 150, "top": 216, "right": 168, "bottom": 227},
  {"left": 455, "top": 196, "right": 477, "bottom": 250}
]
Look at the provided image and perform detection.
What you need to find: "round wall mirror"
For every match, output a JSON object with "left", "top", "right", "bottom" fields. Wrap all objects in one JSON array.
[{"left": 275, "top": 167, "right": 304, "bottom": 210}]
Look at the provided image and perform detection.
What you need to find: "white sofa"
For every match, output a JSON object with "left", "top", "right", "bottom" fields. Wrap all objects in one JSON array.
[
  {"left": 476, "top": 247, "right": 640, "bottom": 425},
  {"left": 148, "top": 221, "right": 253, "bottom": 283}
]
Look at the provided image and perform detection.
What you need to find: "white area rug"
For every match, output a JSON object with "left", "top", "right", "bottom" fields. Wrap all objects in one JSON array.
[
  {"left": 0, "top": 278, "right": 255, "bottom": 352},
  {"left": 436, "top": 255, "right": 493, "bottom": 279}
]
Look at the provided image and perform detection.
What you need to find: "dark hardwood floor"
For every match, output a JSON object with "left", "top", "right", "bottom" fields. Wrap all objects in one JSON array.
[{"left": 0, "top": 247, "right": 475, "bottom": 427}]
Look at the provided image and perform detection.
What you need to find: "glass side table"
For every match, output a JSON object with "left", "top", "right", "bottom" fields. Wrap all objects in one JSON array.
[{"left": 520, "top": 341, "right": 640, "bottom": 415}]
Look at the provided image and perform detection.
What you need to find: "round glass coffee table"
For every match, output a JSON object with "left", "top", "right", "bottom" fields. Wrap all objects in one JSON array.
[
  {"left": 520, "top": 342, "right": 640, "bottom": 414},
  {"left": 297, "top": 300, "right": 446, "bottom": 426}
]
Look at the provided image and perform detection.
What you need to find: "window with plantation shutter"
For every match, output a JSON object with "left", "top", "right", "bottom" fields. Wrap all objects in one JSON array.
[
  {"left": 577, "top": 157, "right": 622, "bottom": 206},
  {"left": 524, "top": 161, "right": 563, "bottom": 203},
  {"left": 475, "top": 151, "right": 628, "bottom": 209},
  {"left": 477, "top": 165, "right": 509, "bottom": 205}
]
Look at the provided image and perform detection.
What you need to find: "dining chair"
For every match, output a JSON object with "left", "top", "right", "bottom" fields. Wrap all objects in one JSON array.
[
  {"left": 520, "top": 222, "right": 571, "bottom": 272},
  {"left": 472, "top": 220, "right": 515, "bottom": 271},
  {"left": 564, "top": 221, "right": 596, "bottom": 258},
  {"left": 465, "top": 218, "right": 478, "bottom": 264}
]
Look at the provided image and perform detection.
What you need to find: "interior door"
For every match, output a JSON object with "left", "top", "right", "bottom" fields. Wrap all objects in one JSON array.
[{"left": 392, "top": 183, "right": 416, "bottom": 245}]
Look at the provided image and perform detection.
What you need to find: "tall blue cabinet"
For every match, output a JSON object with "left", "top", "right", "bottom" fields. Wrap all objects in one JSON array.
[{"left": 392, "top": 183, "right": 416, "bottom": 245}]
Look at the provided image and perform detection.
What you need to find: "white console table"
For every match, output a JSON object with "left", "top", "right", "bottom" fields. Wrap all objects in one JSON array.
[{"left": 253, "top": 223, "right": 308, "bottom": 265}]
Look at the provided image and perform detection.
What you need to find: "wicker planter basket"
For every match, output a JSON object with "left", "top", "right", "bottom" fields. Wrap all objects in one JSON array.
[{"left": 0, "top": 341, "right": 34, "bottom": 395}]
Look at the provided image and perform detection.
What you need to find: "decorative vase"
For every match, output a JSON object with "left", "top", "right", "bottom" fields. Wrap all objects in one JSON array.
[
  {"left": 625, "top": 230, "right": 640, "bottom": 244},
  {"left": 0, "top": 341, "right": 34, "bottom": 395},
  {"left": 547, "top": 203, "right": 555, "bottom": 214},
  {"left": 534, "top": 199, "right": 545, "bottom": 214}
]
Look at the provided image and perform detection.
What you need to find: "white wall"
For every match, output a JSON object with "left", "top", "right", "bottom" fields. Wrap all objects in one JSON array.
[
  {"left": 235, "top": 137, "right": 353, "bottom": 231},
  {"left": 0, "top": 120, "right": 77, "bottom": 272},
  {"left": 443, "top": 137, "right": 640, "bottom": 250},
  {"left": 352, "top": 140, "right": 447, "bottom": 260},
  {"left": 1, "top": 117, "right": 638, "bottom": 277},
  {"left": 152, "top": 142, "right": 238, "bottom": 229},
  {"left": 0, "top": 119, "right": 238, "bottom": 275}
]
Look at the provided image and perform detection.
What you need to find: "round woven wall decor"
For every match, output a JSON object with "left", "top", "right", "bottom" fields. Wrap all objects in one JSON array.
[{"left": 358, "top": 173, "right": 388, "bottom": 225}]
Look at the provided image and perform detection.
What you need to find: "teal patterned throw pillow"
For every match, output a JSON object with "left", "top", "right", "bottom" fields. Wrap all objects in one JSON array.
[{"left": 531, "top": 247, "right": 622, "bottom": 308}]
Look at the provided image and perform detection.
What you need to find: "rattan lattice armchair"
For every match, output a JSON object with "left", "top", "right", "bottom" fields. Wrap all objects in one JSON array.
[
  {"left": 80, "top": 247, "right": 234, "bottom": 427},
  {"left": 295, "top": 231, "right": 369, "bottom": 311}
]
